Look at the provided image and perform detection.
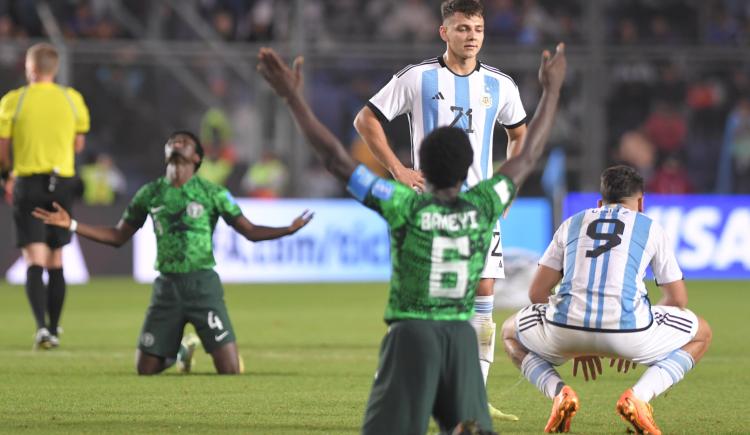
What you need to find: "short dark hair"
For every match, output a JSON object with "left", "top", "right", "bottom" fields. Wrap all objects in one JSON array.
[
  {"left": 600, "top": 165, "right": 644, "bottom": 204},
  {"left": 441, "top": 0, "right": 484, "bottom": 20},
  {"left": 167, "top": 130, "right": 204, "bottom": 171},
  {"left": 419, "top": 127, "right": 473, "bottom": 189}
]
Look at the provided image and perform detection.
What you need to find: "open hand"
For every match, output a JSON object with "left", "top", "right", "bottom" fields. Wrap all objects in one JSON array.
[
  {"left": 257, "top": 47, "right": 304, "bottom": 99},
  {"left": 538, "top": 42, "right": 566, "bottom": 93},
  {"left": 610, "top": 358, "right": 637, "bottom": 374},
  {"left": 572, "top": 356, "right": 602, "bottom": 381},
  {"left": 31, "top": 201, "right": 71, "bottom": 228},
  {"left": 288, "top": 209, "right": 314, "bottom": 234}
]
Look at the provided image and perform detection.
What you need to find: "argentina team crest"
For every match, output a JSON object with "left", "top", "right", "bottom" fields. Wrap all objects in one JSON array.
[
  {"left": 187, "top": 201, "right": 204, "bottom": 218},
  {"left": 481, "top": 91, "right": 493, "bottom": 108}
]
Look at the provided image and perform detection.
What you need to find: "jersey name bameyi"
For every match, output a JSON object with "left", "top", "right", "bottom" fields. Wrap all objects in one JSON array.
[{"left": 420, "top": 210, "right": 479, "bottom": 232}]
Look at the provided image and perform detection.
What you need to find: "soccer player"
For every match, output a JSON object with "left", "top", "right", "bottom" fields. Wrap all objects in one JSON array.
[
  {"left": 32, "top": 131, "right": 313, "bottom": 375},
  {"left": 353, "top": 1, "right": 527, "bottom": 417},
  {"left": 256, "top": 41, "right": 564, "bottom": 435},
  {"left": 0, "top": 42, "right": 90, "bottom": 350},
  {"left": 501, "top": 165, "right": 713, "bottom": 434}
]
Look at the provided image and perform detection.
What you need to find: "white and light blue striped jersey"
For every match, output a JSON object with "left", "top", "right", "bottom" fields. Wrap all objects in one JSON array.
[
  {"left": 539, "top": 204, "right": 683, "bottom": 332},
  {"left": 368, "top": 56, "right": 527, "bottom": 188}
]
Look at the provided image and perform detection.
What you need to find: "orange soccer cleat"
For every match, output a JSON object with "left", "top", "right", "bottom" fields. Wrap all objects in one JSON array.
[
  {"left": 616, "top": 389, "right": 662, "bottom": 435},
  {"left": 544, "top": 385, "right": 579, "bottom": 433}
]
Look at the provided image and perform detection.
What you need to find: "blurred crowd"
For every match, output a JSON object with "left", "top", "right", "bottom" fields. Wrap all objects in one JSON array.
[{"left": 0, "top": 0, "right": 749, "bottom": 198}]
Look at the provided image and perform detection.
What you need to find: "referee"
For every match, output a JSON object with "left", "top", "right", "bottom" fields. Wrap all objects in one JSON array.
[{"left": 0, "top": 43, "right": 90, "bottom": 350}]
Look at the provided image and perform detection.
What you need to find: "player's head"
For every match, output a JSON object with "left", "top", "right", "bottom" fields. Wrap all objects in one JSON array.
[
  {"left": 419, "top": 127, "right": 473, "bottom": 190},
  {"left": 165, "top": 130, "right": 204, "bottom": 171},
  {"left": 599, "top": 165, "right": 644, "bottom": 211},
  {"left": 440, "top": 0, "right": 485, "bottom": 60},
  {"left": 25, "top": 43, "right": 59, "bottom": 82}
]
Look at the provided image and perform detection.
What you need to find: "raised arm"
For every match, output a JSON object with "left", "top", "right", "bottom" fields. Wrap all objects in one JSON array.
[
  {"left": 257, "top": 48, "right": 356, "bottom": 183},
  {"left": 228, "top": 210, "right": 313, "bottom": 242},
  {"left": 496, "top": 43, "right": 566, "bottom": 188},
  {"left": 32, "top": 202, "right": 137, "bottom": 247},
  {"left": 354, "top": 106, "right": 424, "bottom": 190}
]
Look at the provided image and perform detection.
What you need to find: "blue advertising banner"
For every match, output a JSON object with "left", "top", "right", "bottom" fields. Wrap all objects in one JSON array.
[
  {"left": 133, "top": 198, "right": 551, "bottom": 283},
  {"left": 565, "top": 193, "right": 750, "bottom": 279}
]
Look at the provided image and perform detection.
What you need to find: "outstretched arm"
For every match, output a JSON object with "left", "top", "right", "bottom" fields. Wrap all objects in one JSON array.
[
  {"left": 229, "top": 210, "right": 313, "bottom": 242},
  {"left": 257, "top": 48, "right": 357, "bottom": 183},
  {"left": 32, "top": 202, "right": 137, "bottom": 247},
  {"left": 496, "top": 43, "right": 566, "bottom": 189}
]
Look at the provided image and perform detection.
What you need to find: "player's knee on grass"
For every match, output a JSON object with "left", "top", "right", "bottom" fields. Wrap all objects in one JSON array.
[
  {"left": 211, "top": 342, "right": 240, "bottom": 374},
  {"left": 500, "top": 314, "right": 526, "bottom": 367},
  {"left": 135, "top": 350, "right": 169, "bottom": 375}
]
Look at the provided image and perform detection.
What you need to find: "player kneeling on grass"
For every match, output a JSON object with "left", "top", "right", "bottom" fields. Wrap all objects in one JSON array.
[
  {"left": 256, "top": 42, "right": 564, "bottom": 435},
  {"left": 32, "top": 131, "right": 312, "bottom": 375},
  {"left": 501, "top": 165, "right": 712, "bottom": 434}
]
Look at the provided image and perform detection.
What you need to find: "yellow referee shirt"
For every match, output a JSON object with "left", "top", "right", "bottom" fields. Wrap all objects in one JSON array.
[{"left": 0, "top": 82, "right": 90, "bottom": 177}]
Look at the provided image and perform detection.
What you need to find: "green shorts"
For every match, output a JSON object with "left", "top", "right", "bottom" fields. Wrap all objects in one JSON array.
[
  {"left": 137, "top": 269, "right": 235, "bottom": 358},
  {"left": 361, "top": 319, "right": 491, "bottom": 435}
]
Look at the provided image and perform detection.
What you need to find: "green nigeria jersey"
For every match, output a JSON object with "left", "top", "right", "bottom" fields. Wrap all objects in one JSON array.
[
  {"left": 122, "top": 176, "right": 243, "bottom": 273},
  {"left": 348, "top": 165, "right": 517, "bottom": 322}
]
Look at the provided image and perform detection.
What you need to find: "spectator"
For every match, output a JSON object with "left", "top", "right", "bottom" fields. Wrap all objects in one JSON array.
[
  {"left": 643, "top": 100, "right": 687, "bottom": 153},
  {"left": 648, "top": 154, "right": 694, "bottom": 194},
  {"left": 241, "top": 149, "right": 288, "bottom": 198},
  {"left": 80, "top": 152, "right": 126, "bottom": 205}
]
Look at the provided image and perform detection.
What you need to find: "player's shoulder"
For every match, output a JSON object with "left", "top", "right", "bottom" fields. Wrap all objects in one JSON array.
[
  {"left": 478, "top": 62, "right": 519, "bottom": 88},
  {"left": 393, "top": 57, "right": 441, "bottom": 79},
  {"left": 62, "top": 86, "right": 85, "bottom": 100},
  {"left": 0, "top": 86, "right": 26, "bottom": 104}
]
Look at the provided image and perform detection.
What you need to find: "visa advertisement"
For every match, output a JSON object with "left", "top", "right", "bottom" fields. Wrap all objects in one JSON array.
[
  {"left": 564, "top": 194, "right": 750, "bottom": 279},
  {"left": 133, "top": 198, "right": 551, "bottom": 283}
]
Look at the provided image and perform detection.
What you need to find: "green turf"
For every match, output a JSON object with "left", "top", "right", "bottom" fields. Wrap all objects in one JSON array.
[{"left": 0, "top": 279, "right": 747, "bottom": 434}]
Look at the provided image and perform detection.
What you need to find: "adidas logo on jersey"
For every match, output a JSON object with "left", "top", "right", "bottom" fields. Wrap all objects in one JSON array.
[{"left": 431, "top": 92, "right": 445, "bottom": 100}]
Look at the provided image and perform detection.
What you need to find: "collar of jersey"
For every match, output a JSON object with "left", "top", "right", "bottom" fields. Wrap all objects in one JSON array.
[{"left": 436, "top": 56, "right": 481, "bottom": 77}]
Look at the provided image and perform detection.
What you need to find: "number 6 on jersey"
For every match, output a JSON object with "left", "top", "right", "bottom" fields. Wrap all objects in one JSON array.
[{"left": 429, "top": 236, "right": 470, "bottom": 298}]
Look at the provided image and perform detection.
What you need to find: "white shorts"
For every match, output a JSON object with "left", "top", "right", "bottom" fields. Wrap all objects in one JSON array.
[
  {"left": 515, "top": 304, "right": 699, "bottom": 366},
  {"left": 481, "top": 221, "right": 505, "bottom": 279}
]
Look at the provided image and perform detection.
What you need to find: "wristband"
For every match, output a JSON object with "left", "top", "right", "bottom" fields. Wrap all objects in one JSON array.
[{"left": 69, "top": 219, "right": 78, "bottom": 233}]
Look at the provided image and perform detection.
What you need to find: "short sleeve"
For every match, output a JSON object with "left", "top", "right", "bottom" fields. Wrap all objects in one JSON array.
[
  {"left": 215, "top": 188, "right": 243, "bottom": 223},
  {"left": 466, "top": 174, "right": 517, "bottom": 220},
  {"left": 539, "top": 223, "right": 566, "bottom": 272},
  {"left": 649, "top": 222, "right": 683, "bottom": 285},
  {"left": 347, "top": 164, "right": 413, "bottom": 227},
  {"left": 496, "top": 80, "right": 527, "bottom": 129},
  {"left": 0, "top": 90, "right": 19, "bottom": 139},
  {"left": 67, "top": 88, "right": 90, "bottom": 133},
  {"left": 121, "top": 184, "right": 151, "bottom": 229},
  {"left": 368, "top": 72, "right": 414, "bottom": 123}
]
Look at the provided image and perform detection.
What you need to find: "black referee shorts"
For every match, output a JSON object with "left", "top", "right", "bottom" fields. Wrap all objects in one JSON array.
[{"left": 13, "top": 174, "right": 76, "bottom": 249}]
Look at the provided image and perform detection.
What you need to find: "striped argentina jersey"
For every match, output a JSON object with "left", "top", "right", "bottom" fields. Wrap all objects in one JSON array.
[
  {"left": 368, "top": 56, "right": 526, "bottom": 188},
  {"left": 539, "top": 205, "right": 683, "bottom": 332}
]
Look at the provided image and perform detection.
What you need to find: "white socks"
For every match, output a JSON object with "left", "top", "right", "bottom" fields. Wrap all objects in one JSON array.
[
  {"left": 633, "top": 349, "right": 695, "bottom": 402},
  {"left": 521, "top": 353, "right": 564, "bottom": 399},
  {"left": 470, "top": 295, "right": 496, "bottom": 386}
]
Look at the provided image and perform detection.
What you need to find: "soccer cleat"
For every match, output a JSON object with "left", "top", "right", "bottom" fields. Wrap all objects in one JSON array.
[
  {"left": 33, "top": 327, "right": 54, "bottom": 350},
  {"left": 544, "top": 385, "right": 579, "bottom": 433},
  {"left": 616, "top": 389, "right": 662, "bottom": 435},
  {"left": 48, "top": 335, "right": 60, "bottom": 348},
  {"left": 176, "top": 333, "right": 200, "bottom": 373},
  {"left": 488, "top": 403, "right": 519, "bottom": 421}
]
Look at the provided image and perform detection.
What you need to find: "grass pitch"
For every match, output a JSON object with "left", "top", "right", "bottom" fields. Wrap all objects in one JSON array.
[{"left": 0, "top": 278, "right": 747, "bottom": 434}]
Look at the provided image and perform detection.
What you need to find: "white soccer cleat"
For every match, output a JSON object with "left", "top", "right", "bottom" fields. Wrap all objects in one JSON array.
[
  {"left": 33, "top": 327, "right": 54, "bottom": 350},
  {"left": 176, "top": 333, "right": 201, "bottom": 373}
]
